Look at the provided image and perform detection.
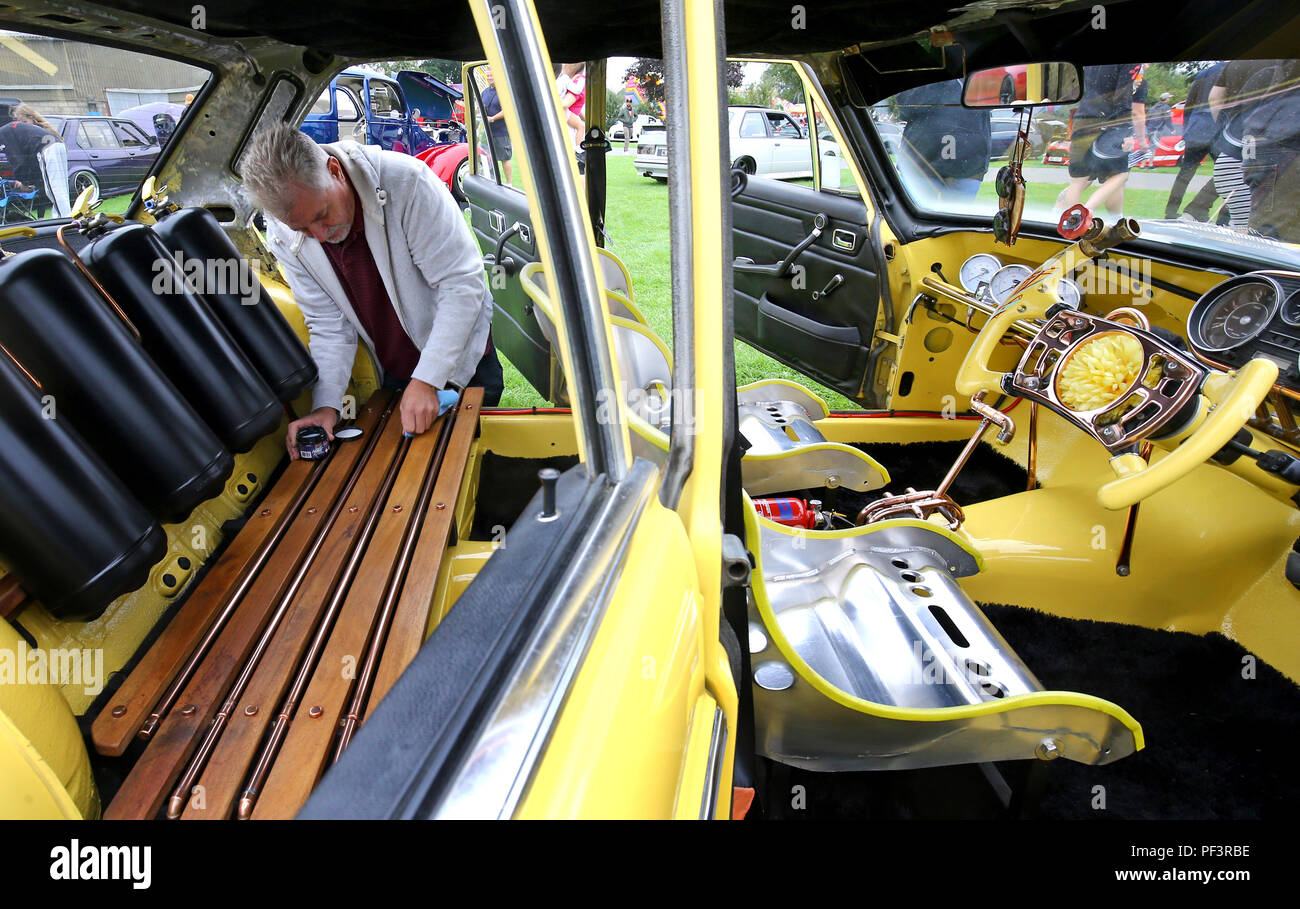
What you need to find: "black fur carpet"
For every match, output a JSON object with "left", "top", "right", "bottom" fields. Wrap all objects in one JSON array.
[
  {"left": 760, "top": 605, "right": 1300, "bottom": 820},
  {"left": 981, "top": 603, "right": 1300, "bottom": 820},
  {"left": 468, "top": 452, "right": 580, "bottom": 540}
]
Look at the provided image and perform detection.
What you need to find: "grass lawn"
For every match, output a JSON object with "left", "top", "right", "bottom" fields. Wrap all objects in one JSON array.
[{"left": 492, "top": 155, "right": 858, "bottom": 409}]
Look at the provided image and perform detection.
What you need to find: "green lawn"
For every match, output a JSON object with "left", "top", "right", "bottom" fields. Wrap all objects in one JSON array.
[{"left": 492, "top": 156, "right": 858, "bottom": 410}]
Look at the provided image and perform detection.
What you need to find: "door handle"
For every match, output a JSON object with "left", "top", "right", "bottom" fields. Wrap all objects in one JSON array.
[
  {"left": 812, "top": 274, "right": 844, "bottom": 301},
  {"left": 488, "top": 210, "right": 504, "bottom": 233},
  {"left": 483, "top": 221, "right": 523, "bottom": 276},
  {"left": 733, "top": 212, "right": 828, "bottom": 278}
]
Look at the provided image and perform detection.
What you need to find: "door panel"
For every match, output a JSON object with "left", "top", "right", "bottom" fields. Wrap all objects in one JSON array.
[
  {"left": 465, "top": 174, "right": 551, "bottom": 399},
  {"left": 732, "top": 176, "right": 883, "bottom": 401}
]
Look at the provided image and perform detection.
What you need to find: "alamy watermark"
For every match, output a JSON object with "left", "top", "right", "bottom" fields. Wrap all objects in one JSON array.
[
  {"left": 151, "top": 251, "right": 260, "bottom": 306},
  {"left": 0, "top": 641, "right": 104, "bottom": 696}
]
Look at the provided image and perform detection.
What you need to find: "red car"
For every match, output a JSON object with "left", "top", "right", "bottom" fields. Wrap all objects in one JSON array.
[
  {"left": 417, "top": 141, "right": 470, "bottom": 204},
  {"left": 1044, "top": 134, "right": 1185, "bottom": 168}
]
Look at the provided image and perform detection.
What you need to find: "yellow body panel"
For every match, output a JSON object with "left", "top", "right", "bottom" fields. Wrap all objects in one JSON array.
[{"left": 0, "top": 620, "right": 98, "bottom": 818}]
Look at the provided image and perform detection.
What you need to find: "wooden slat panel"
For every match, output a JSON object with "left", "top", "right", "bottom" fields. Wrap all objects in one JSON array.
[
  {"left": 248, "top": 416, "right": 449, "bottom": 819},
  {"left": 369, "top": 388, "right": 483, "bottom": 706},
  {"left": 103, "top": 392, "right": 395, "bottom": 820},
  {"left": 92, "top": 460, "right": 318, "bottom": 757},
  {"left": 181, "top": 409, "right": 409, "bottom": 819}
]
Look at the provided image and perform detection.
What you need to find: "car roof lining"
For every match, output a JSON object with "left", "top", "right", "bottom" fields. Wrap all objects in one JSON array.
[{"left": 24, "top": 0, "right": 1300, "bottom": 66}]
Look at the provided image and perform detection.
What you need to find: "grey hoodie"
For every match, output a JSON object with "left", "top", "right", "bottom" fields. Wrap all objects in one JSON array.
[{"left": 265, "top": 140, "right": 492, "bottom": 414}]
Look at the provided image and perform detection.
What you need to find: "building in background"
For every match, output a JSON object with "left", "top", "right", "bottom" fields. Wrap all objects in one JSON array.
[{"left": 0, "top": 32, "right": 205, "bottom": 122}]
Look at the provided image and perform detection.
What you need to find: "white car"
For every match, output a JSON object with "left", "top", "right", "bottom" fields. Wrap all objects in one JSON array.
[
  {"left": 637, "top": 106, "right": 821, "bottom": 182},
  {"left": 609, "top": 114, "right": 662, "bottom": 142}
]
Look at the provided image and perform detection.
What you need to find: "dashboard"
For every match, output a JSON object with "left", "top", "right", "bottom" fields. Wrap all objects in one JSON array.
[
  {"left": 1186, "top": 271, "right": 1300, "bottom": 389},
  {"left": 959, "top": 253, "right": 1083, "bottom": 308}
]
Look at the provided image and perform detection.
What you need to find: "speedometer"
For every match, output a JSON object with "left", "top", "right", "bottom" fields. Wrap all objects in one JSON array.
[
  {"left": 989, "top": 264, "right": 1033, "bottom": 304},
  {"left": 1056, "top": 277, "right": 1083, "bottom": 309},
  {"left": 1188, "top": 275, "right": 1281, "bottom": 353},
  {"left": 959, "top": 254, "right": 1002, "bottom": 294}
]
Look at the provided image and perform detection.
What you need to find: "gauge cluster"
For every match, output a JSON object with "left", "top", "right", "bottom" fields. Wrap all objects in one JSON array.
[
  {"left": 1186, "top": 271, "right": 1300, "bottom": 387},
  {"left": 958, "top": 254, "right": 1082, "bottom": 309}
]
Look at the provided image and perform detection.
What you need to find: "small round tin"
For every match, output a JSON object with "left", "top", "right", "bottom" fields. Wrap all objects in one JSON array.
[{"left": 296, "top": 425, "right": 331, "bottom": 460}]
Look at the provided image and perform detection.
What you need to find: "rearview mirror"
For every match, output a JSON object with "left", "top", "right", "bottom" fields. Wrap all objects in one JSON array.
[{"left": 963, "top": 63, "right": 1082, "bottom": 107}]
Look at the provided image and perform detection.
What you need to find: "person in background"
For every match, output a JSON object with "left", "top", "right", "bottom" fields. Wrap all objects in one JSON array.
[
  {"left": 614, "top": 98, "right": 636, "bottom": 153},
  {"left": 1235, "top": 60, "right": 1300, "bottom": 242},
  {"left": 481, "top": 67, "right": 513, "bottom": 183},
  {"left": 893, "top": 78, "right": 992, "bottom": 205},
  {"left": 1147, "top": 91, "right": 1174, "bottom": 138},
  {"left": 558, "top": 62, "right": 586, "bottom": 150},
  {"left": 241, "top": 123, "right": 502, "bottom": 456},
  {"left": 1058, "top": 63, "right": 1148, "bottom": 216},
  {"left": 1210, "top": 59, "right": 1283, "bottom": 231},
  {"left": 1165, "top": 62, "right": 1226, "bottom": 221},
  {"left": 1, "top": 104, "right": 69, "bottom": 217}
]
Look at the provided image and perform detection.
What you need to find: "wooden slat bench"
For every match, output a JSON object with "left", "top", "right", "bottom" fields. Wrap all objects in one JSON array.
[{"left": 97, "top": 386, "right": 482, "bottom": 820}]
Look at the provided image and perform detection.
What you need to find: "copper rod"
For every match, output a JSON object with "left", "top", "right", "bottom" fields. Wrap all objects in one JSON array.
[
  {"left": 163, "top": 398, "right": 398, "bottom": 819},
  {"left": 234, "top": 421, "right": 426, "bottom": 819},
  {"left": 0, "top": 343, "right": 41, "bottom": 390},
  {"left": 1191, "top": 349, "right": 1300, "bottom": 403},
  {"left": 1115, "top": 442, "right": 1151, "bottom": 577},
  {"left": 936, "top": 392, "right": 1016, "bottom": 499},
  {"left": 56, "top": 223, "right": 143, "bottom": 343},
  {"left": 138, "top": 453, "right": 331, "bottom": 740},
  {"left": 1027, "top": 401, "right": 1039, "bottom": 491},
  {"left": 333, "top": 407, "right": 459, "bottom": 758}
]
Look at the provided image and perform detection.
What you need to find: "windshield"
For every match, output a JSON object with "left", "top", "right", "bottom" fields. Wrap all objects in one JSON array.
[{"left": 872, "top": 61, "right": 1300, "bottom": 267}]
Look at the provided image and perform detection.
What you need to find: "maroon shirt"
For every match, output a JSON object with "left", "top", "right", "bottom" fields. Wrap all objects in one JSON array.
[{"left": 320, "top": 181, "right": 422, "bottom": 382}]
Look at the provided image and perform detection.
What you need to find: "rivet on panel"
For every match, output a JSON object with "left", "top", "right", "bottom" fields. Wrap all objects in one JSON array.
[
  {"left": 111, "top": 705, "right": 127, "bottom": 717},
  {"left": 180, "top": 705, "right": 196, "bottom": 716},
  {"left": 308, "top": 706, "right": 323, "bottom": 718},
  {"left": 244, "top": 705, "right": 258, "bottom": 716}
]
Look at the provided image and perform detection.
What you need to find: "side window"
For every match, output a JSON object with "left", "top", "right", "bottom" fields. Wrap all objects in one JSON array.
[
  {"left": 113, "top": 121, "right": 150, "bottom": 147},
  {"left": 809, "top": 97, "right": 860, "bottom": 196},
  {"left": 371, "top": 82, "right": 404, "bottom": 118},
  {"left": 468, "top": 64, "right": 514, "bottom": 189},
  {"left": 767, "top": 113, "right": 800, "bottom": 137},
  {"left": 740, "top": 112, "right": 766, "bottom": 138},
  {"left": 311, "top": 87, "right": 333, "bottom": 115},
  {"left": 77, "top": 120, "right": 119, "bottom": 150},
  {"left": 335, "top": 88, "right": 360, "bottom": 122}
]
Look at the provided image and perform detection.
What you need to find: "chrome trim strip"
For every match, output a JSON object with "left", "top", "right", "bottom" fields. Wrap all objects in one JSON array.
[
  {"left": 433, "top": 459, "right": 658, "bottom": 819},
  {"left": 658, "top": 0, "right": 696, "bottom": 509},
  {"left": 699, "top": 705, "right": 728, "bottom": 820},
  {"left": 479, "top": 0, "right": 629, "bottom": 480}
]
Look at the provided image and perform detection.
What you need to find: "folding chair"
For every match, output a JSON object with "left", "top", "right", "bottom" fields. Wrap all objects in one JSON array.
[{"left": 0, "top": 179, "right": 39, "bottom": 225}]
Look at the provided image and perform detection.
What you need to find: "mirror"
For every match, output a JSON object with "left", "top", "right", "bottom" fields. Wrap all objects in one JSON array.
[{"left": 962, "top": 63, "right": 1082, "bottom": 107}]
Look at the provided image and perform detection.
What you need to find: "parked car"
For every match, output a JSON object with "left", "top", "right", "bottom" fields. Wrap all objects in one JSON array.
[
  {"left": 608, "top": 114, "right": 662, "bottom": 142},
  {"left": 302, "top": 68, "right": 471, "bottom": 201},
  {"left": 637, "top": 105, "right": 823, "bottom": 182},
  {"left": 49, "top": 115, "right": 160, "bottom": 199},
  {"left": 990, "top": 109, "right": 1046, "bottom": 159}
]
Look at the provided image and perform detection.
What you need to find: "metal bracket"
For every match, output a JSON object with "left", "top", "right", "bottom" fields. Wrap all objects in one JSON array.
[{"left": 722, "top": 534, "right": 752, "bottom": 589}]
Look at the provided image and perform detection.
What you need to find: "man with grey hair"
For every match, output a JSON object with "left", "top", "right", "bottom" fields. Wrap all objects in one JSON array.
[{"left": 243, "top": 122, "right": 500, "bottom": 458}]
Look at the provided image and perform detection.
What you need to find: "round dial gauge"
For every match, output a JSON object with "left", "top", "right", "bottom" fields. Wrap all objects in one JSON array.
[
  {"left": 1056, "top": 277, "right": 1083, "bottom": 309},
  {"left": 1190, "top": 276, "right": 1280, "bottom": 352},
  {"left": 1282, "top": 290, "right": 1300, "bottom": 326},
  {"left": 989, "top": 264, "right": 1033, "bottom": 304},
  {"left": 959, "top": 253, "right": 1002, "bottom": 294}
]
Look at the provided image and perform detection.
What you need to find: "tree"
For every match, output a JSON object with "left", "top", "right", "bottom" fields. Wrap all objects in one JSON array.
[
  {"left": 756, "top": 63, "right": 804, "bottom": 107},
  {"left": 625, "top": 57, "right": 744, "bottom": 104},
  {"left": 371, "top": 59, "right": 463, "bottom": 86}
]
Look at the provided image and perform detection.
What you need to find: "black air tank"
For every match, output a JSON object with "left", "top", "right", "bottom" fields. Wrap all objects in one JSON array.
[
  {"left": 0, "top": 351, "right": 166, "bottom": 621},
  {"left": 0, "top": 248, "right": 232, "bottom": 523},
  {"left": 79, "top": 222, "right": 282, "bottom": 452},
  {"left": 153, "top": 207, "right": 317, "bottom": 402}
]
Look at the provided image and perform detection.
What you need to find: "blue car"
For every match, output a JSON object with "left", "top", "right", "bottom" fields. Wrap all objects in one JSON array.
[{"left": 302, "top": 68, "right": 463, "bottom": 155}]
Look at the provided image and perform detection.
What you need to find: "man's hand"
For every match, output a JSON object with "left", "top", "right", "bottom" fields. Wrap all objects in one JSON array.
[
  {"left": 285, "top": 406, "right": 339, "bottom": 460},
  {"left": 400, "top": 379, "right": 440, "bottom": 436}
]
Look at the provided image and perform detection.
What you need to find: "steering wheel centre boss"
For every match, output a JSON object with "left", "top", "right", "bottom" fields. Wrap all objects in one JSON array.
[{"left": 1006, "top": 306, "right": 1207, "bottom": 453}]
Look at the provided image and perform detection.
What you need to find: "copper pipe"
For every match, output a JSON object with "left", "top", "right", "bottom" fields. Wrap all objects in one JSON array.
[
  {"left": 234, "top": 419, "right": 431, "bottom": 819},
  {"left": 163, "top": 398, "right": 398, "bottom": 819},
  {"left": 56, "top": 223, "right": 143, "bottom": 343},
  {"left": 333, "top": 406, "right": 459, "bottom": 760},
  {"left": 1115, "top": 442, "right": 1151, "bottom": 577},
  {"left": 0, "top": 343, "right": 40, "bottom": 390},
  {"left": 138, "top": 454, "right": 331, "bottom": 740},
  {"left": 1103, "top": 306, "right": 1151, "bottom": 331},
  {"left": 857, "top": 487, "right": 965, "bottom": 530},
  {"left": 1191, "top": 349, "right": 1300, "bottom": 404},
  {"left": 1027, "top": 401, "right": 1039, "bottom": 491}
]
